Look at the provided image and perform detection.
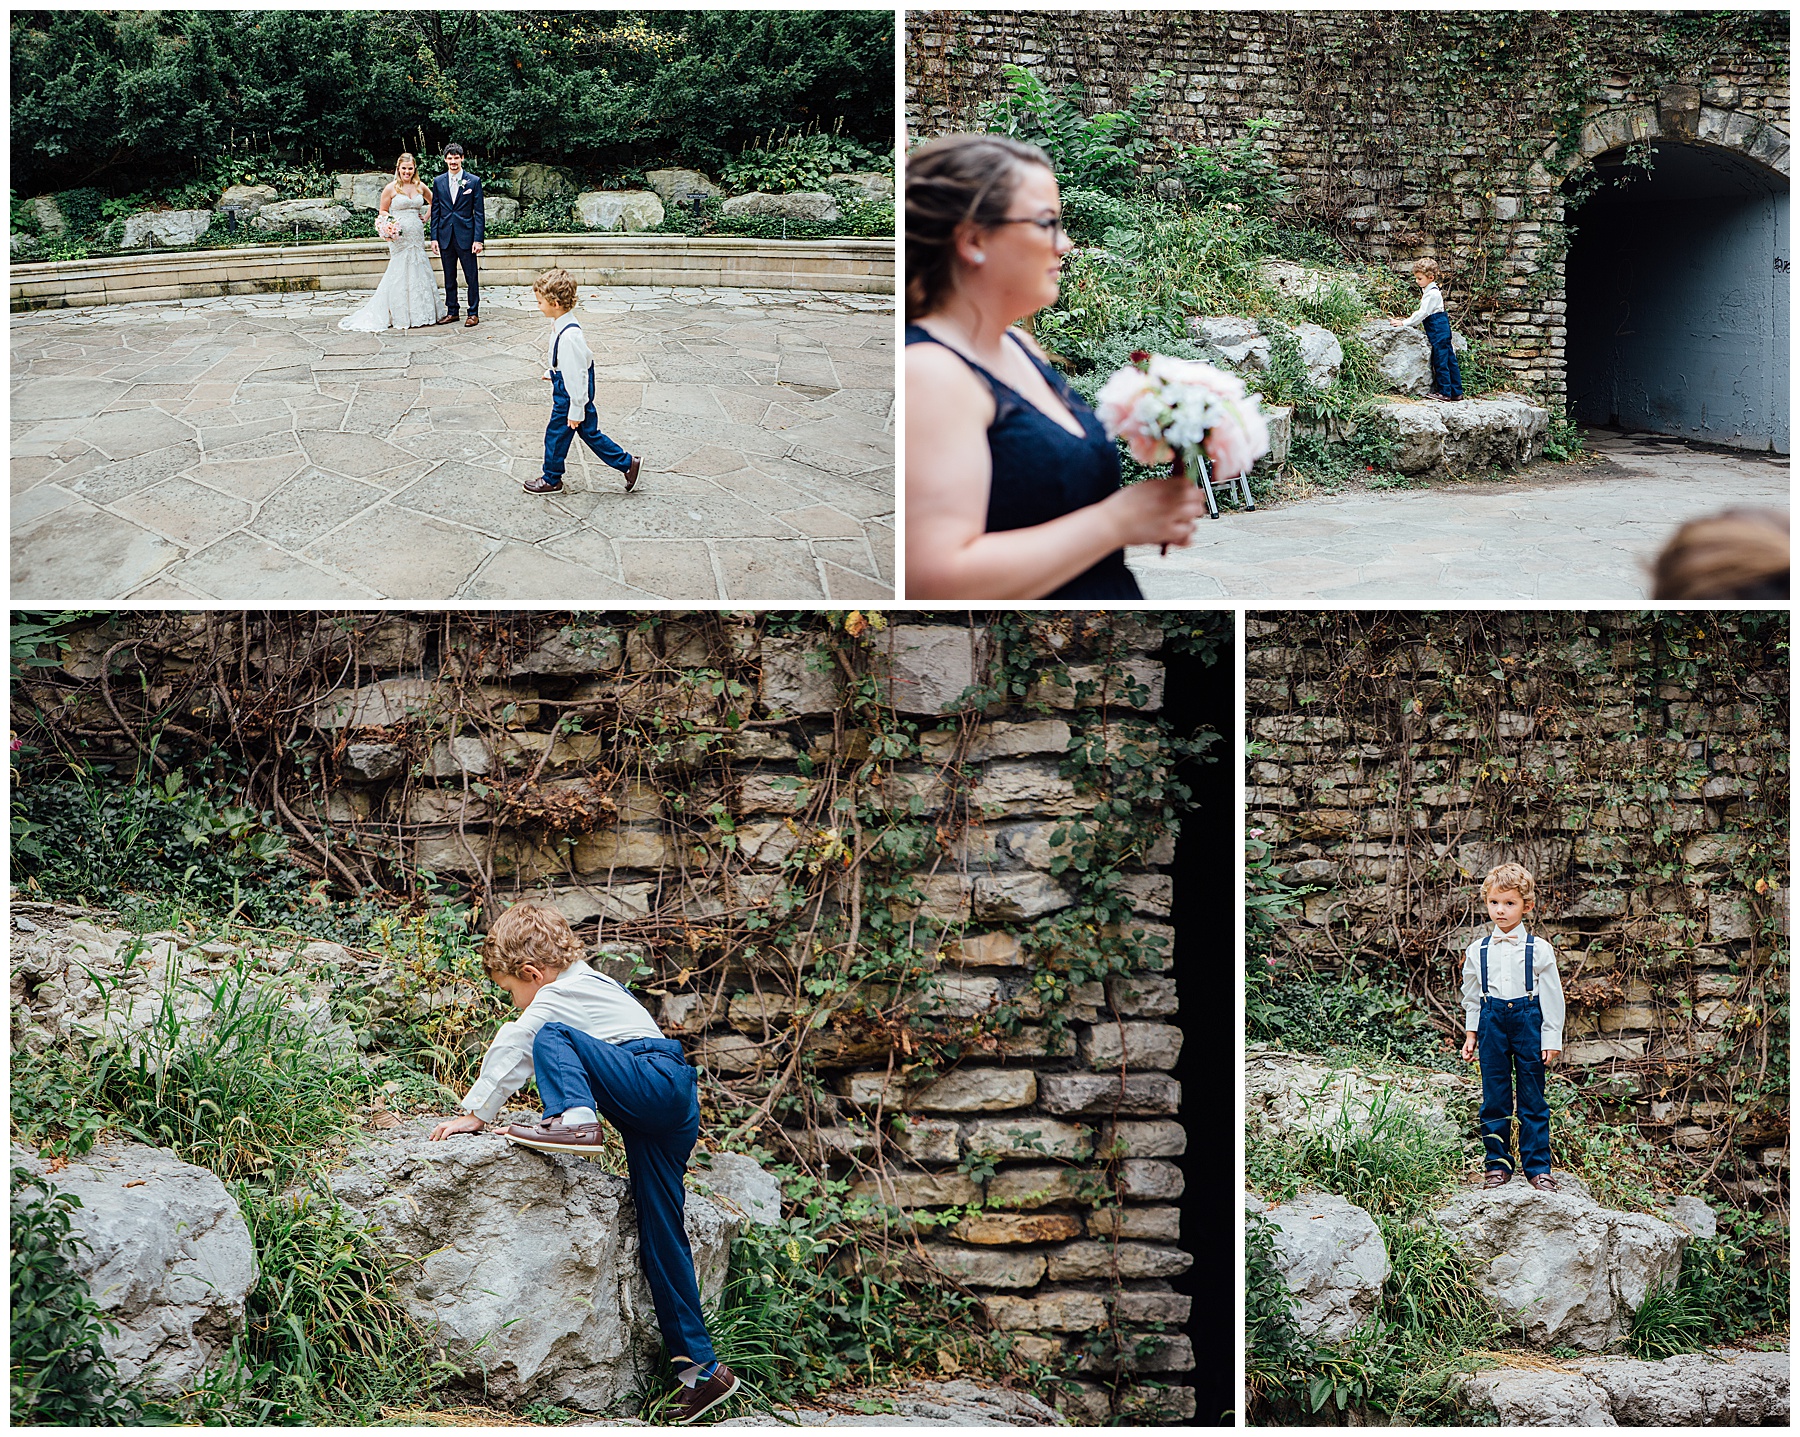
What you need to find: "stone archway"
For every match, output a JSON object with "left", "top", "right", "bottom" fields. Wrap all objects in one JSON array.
[{"left": 1554, "top": 94, "right": 1789, "bottom": 453}]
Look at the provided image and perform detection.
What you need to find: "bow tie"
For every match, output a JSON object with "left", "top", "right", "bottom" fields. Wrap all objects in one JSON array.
[{"left": 1492, "top": 929, "right": 1525, "bottom": 944}]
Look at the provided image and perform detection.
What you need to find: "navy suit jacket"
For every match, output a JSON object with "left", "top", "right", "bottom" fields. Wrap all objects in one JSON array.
[{"left": 431, "top": 170, "right": 485, "bottom": 250}]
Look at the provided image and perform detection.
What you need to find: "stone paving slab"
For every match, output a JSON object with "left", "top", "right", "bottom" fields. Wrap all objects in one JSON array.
[
  {"left": 1129, "top": 432, "right": 1790, "bottom": 600},
  {"left": 12, "top": 285, "right": 894, "bottom": 601}
]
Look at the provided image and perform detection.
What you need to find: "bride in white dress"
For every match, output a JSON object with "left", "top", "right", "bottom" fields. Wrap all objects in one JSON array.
[{"left": 339, "top": 153, "right": 447, "bottom": 331}]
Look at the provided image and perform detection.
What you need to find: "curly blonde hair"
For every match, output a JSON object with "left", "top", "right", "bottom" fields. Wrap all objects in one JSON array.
[
  {"left": 484, "top": 901, "right": 584, "bottom": 978},
  {"left": 1481, "top": 862, "right": 1536, "bottom": 905},
  {"left": 533, "top": 267, "right": 579, "bottom": 314},
  {"left": 1412, "top": 257, "right": 1440, "bottom": 281}
]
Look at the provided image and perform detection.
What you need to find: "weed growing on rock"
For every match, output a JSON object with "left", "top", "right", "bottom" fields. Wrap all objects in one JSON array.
[{"left": 9, "top": 1167, "right": 142, "bottom": 1425}]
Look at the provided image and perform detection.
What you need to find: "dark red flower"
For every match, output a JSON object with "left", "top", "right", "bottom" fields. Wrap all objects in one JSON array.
[{"left": 1129, "top": 349, "right": 1150, "bottom": 367}]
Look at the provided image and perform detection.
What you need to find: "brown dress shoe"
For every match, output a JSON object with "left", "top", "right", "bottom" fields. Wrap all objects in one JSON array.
[
  {"left": 1483, "top": 1169, "right": 1513, "bottom": 1189},
  {"left": 502, "top": 1120, "right": 609, "bottom": 1158},
  {"left": 624, "top": 454, "right": 641, "bottom": 492},
  {"left": 464, "top": 314, "right": 479, "bottom": 327},
  {"left": 436, "top": 313, "right": 459, "bottom": 325},
  {"left": 1528, "top": 1173, "right": 1560, "bottom": 1192},
  {"left": 674, "top": 1362, "right": 739, "bottom": 1424}
]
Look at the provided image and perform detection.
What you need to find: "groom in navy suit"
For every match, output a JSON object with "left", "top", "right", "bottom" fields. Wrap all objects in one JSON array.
[{"left": 429, "top": 143, "right": 484, "bottom": 327}]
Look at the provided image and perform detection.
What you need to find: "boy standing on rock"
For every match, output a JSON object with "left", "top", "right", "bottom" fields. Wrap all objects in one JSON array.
[
  {"left": 1391, "top": 257, "right": 1464, "bottom": 401},
  {"left": 428, "top": 903, "right": 736, "bottom": 1422},
  {"left": 1459, "top": 863, "right": 1565, "bottom": 1191}
]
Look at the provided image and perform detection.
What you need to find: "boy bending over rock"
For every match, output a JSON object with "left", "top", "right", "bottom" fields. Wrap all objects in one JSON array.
[{"left": 430, "top": 902, "right": 736, "bottom": 1421}]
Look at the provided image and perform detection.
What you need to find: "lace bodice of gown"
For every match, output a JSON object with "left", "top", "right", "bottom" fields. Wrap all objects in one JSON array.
[{"left": 338, "top": 188, "right": 446, "bottom": 332}]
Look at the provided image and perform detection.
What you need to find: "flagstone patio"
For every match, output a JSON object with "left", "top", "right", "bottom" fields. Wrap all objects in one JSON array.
[{"left": 11, "top": 284, "right": 894, "bottom": 601}]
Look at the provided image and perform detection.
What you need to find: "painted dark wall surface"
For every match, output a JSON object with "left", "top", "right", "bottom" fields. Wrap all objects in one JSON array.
[{"left": 1566, "top": 143, "right": 1789, "bottom": 454}]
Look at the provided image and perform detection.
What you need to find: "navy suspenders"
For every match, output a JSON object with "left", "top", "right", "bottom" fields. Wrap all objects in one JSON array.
[
  {"left": 1479, "top": 933, "right": 1535, "bottom": 998},
  {"left": 550, "top": 323, "right": 595, "bottom": 408}
]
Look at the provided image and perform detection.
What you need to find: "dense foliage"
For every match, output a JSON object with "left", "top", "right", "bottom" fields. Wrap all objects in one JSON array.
[
  {"left": 10, "top": 1168, "right": 141, "bottom": 1425},
  {"left": 10, "top": 10, "right": 893, "bottom": 196}
]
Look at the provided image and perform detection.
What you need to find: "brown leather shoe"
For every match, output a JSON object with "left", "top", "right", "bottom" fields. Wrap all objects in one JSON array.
[
  {"left": 465, "top": 314, "right": 479, "bottom": 327},
  {"left": 674, "top": 1362, "right": 739, "bottom": 1424},
  {"left": 503, "top": 1120, "right": 609, "bottom": 1157},
  {"left": 624, "top": 454, "right": 641, "bottom": 492},
  {"left": 1483, "top": 1169, "right": 1512, "bottom": 1189},
  {"left": 522, "top": 476, "right": 564, "bottom": 496},
  {"left": 1528, "top": 1173, "right": 1560, "bottom": 1192},
  {"left": 436, "top": 313, "right": 459, "bottom": 325}
]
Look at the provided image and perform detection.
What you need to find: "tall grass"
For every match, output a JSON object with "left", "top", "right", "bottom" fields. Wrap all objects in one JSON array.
[
  {"left": 13, "top": 954, "right": 367, "bottom": 1185},
  {"left": 1249, "top": 1085, "right": 1463, "bottom": 1220}
]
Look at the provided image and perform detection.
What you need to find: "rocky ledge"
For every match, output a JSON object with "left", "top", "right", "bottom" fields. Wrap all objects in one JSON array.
[{"left": 1464, "top": 1343, "right": 1790, "bottom": 1427}]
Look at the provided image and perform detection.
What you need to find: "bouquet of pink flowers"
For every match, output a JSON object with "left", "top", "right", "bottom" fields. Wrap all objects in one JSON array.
[
  {"left": 1095, "top": 350, "right": 1271, "bottom": 520},
  {"left": 375, "top": 214, "right": 401, "bottom": 242}
]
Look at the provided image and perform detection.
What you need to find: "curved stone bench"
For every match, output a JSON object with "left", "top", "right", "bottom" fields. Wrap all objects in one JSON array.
[{"left": 10, "top": 234, "right": 894, "bottom": 311}]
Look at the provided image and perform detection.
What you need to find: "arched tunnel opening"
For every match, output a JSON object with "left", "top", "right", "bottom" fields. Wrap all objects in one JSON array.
[{"left": 1564, "top": 141, "right": 1789, "bottom": 453}]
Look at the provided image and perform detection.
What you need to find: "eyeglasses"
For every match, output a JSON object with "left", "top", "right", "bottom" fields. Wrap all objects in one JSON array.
[{"left": 992, "top": 214, "right": 1067, "bottom": 236}]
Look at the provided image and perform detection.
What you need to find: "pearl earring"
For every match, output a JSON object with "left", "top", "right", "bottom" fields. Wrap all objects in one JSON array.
[{"left": 972, "top": 252, "right": 985, "bottom": 264}]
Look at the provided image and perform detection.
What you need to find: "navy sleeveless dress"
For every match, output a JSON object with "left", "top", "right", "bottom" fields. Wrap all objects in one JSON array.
[{"left": 907, "top": 324, "right": 1141, "bottom": 600}]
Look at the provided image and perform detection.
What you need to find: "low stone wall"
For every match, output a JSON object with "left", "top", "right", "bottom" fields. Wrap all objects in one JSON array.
[{"left": 9, "top": 236, "right": 896, "bottom": 311}]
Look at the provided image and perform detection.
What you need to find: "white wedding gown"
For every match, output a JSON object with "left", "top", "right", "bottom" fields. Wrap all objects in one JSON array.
[{"left": 338, "top": 191, "right": 446, "bottom": 331}]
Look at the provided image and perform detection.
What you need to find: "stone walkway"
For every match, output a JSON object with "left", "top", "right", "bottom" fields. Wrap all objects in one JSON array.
[
  {"left": 1129, "top": 431, "right": 1789, "bottom": 600},
  {"left": 12, "top": 285, "right": 894, "bottom": 600}
]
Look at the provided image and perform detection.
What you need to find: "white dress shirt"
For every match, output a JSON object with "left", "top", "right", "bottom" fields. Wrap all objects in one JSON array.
[
  {"left": 1461, "top": 925, "right": 1565, "bottom": 1049},
  {"left": 1402, "top": 282, "right": 1447, "bottom": 327},
  {"left": 459, "top": 958, "right": 663, "bottom": 1122},
  {"left": 545, "top": 313, "right": 594, "bottom": 390}
]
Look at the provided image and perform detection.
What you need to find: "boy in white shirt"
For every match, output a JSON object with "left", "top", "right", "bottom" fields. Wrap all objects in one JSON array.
[
  {"left": 524, "top": 268, "right": 642, "bottom": 496},
  {"left": 1459, "top": 863, "right": 1564, "bottom": 1191},
  {"left": 428, "top": 902, "right": 736, "bottom": 1422},
  {"left": 1391, "top": 256, "right": 1464, "bottom": 401}
]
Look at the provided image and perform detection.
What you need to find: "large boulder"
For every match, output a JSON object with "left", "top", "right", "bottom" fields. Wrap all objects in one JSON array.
[
  {"left": 1367, "top": 394, "right": 1549, "bottom": 475},
  {"left": 576, "top": 190, "right": 665, "bottom": 233},
  {"left": 1245, "top": 1049, "right": 1474, "bottom": 1142},
  {"left": 1247, "top": 1190, "right": 1388, "bottom": 1342},
  {"left": 252, "top": 198, "right": 351, "bottom": 234},
  {"left": 1462, "top": 1345, "right": 1790, "bottom": 1426},
  {"left": 1259, "top": 403, "right": 1293, "bottom": 469},
  {"left": 644, "top": 168, "right": 723, "bottom": 203},
  {"left": 24, "top": 194, "right": 68, "bottom": 234},
  {"left": 1433, "top": 1171, "right": 1687, "bottom": 1350},
  {"left": 1258, "top": 258, "right": 1364, "bottom": 303},
  {"left": 218, "top": 184, "right": 279, "bottom": 218},
  {"left": 722, "top": 190, "right": 841, "bottom": 224},
  {"left": 10, "top": 919, "right": 355, "bottom": 1061},
  {"left": 830, "top": 171, "right": 895, "bottom": 202},
  {"left": 1188, "top": 317, "right": 1343, "bottom": 391},
  {"left": 510, "top": 163, "right": 578, "bottom": 204},
  {"left": 483, "top": 194, "right": 520, "bottom": 227},
  {"left": 1574, "top": 1345, "right": 1789, "bottom": 1425},
  {"left": 1354, "top": 318, "right": 1436, "bottom": 395},
  {"left": 121, "top": 209, "right": 213, "bottom": 249},
  {"left": 689, "top": 1150, "right": 782, "bottom": 1225},
  {"left": 326, "top": 1122, "right": 740, "bottom": 1410},
  {"left": 331, "top": 171, "right": 393, "bottom": 213},
  {"left": 11, "top": 1141, "right": 258, "bottom": 1398}
]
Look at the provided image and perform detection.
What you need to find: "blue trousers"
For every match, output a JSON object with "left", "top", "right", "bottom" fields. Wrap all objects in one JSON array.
[
  {"left": 531, "top": 1023, "right": 715, "bottom": 1366},
  {"left": 1478, "top": 996, "right": 1550, "bottom": 1175},
  {"left": 439, "top": 240, "right": 479, "bottom": 317},
  {"left": 543, "top": 377, "right": 632, "bottom": 485},
  {"left": 1423, "top": 311, "right": 1463, "bottom": 398}
]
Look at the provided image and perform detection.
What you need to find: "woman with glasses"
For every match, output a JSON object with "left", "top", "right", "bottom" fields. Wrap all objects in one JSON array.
[{"left": 905, "top": 134, "right": 1204, "bottom": 599}]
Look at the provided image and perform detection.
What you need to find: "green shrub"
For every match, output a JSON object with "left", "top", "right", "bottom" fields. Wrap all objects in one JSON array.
[
  {"left": 1245, "top": 1209, "right": 1309, "bottom": 1417},
  {"left": 1629, "top": 1209, "right": 1791, "bottom": 1358},
  {"left": 10, "top": 1167, "right": 141, "bottom": 1425},
  {"left": 723, "top": 129, "right": 888, "bottom": 194},
  {"left": 977, "top": 63, "right": 1161, "bottom": 199},
  {"left": 1247, "top": 964, "right": 1455, "bottom": 1071},
  {"left": 1171, "top": 119, "right": 1291, "bottom": 217},
  {"left": 1250, "top": 1085, "right": 1464, "bottom": 1219}
]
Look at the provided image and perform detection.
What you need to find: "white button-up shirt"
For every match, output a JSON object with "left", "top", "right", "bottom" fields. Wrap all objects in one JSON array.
[
  {"left": 545, "top": 314, "right": 594, "bottom": 390},
  {"left": 1461, "top": 925, "right": 1565, "bottom": 1050},
  {"left": 1402, "top": 282, "right": 1447, "bottom": 327},
  {"left": 459, "top": 958, "right": 664, "bottom": 1122}
]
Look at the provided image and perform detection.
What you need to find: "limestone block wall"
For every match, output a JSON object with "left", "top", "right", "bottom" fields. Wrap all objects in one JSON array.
[
  {"left": 10, "top": 236, "right": 896, "bottom": 311},
  {"left": 906, "top": 10, "right": 1788, "bottom": 401},
  {"left": 29, "top": 612, "right": 1201, "bottom": 1421},
  {"left": 1246, "top": 612, "right": 1789, "bottom": 1205}
]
